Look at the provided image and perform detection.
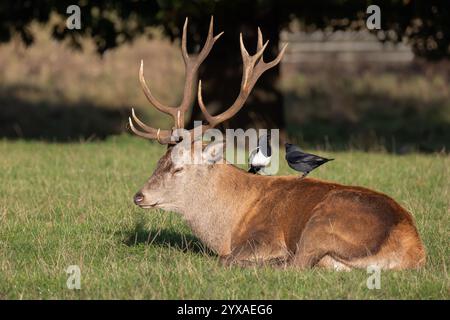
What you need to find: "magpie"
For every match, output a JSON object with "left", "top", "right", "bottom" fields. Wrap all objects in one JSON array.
[
  {"left": 285, "top": 143, "right": 334, "bottom": 178},
  {"left": 248, "top": 134, "right": 272, "bottom": 175}
]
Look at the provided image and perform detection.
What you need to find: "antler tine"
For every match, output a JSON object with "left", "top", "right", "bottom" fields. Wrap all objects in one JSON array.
[
  {"left": 240, "top": 33, "right": 268, "bottom": 90},
  {"left": 139, "top": 60, "right": 176, "bottom": 119},
  {"left": 256, "top": 43, "right": 288, "bottom": 73},
  {"left": 131, "top": 16, "right": 223, "bottom": 143},
  {"left": 255, "top": 27, "right": 288, "bottom": 70},
  {"left": 139, "top": 60, "right": 173, "bottom": 115},
  {"left": 197, "top": 28, "right": 287, "bottom": 129},
  {"left": 131, "top": 108, "right": 157, "bottom": 134},
  {"left": 195, "top": 16, "right": 224, "bottom": 67},
  {"left": 176, "top": 15, "right": 223, "bottom": 128},
  {"left": 129, "top": 109, "right": 175, "bottom": 144},
  {"left": 129, "top": 117, "right": 154, "bottom": 139},
  {"left": 181, "top": 18, "right": 189, "bottom": 64},
  {"left": 197, "top": 80, "right": 215, "bottom": 125},
  {"left": 257, "top": 27, "right": 264, "bottom": 52},
  {"left": 182, "top": 16, "right": 223, "bottom": 67}
]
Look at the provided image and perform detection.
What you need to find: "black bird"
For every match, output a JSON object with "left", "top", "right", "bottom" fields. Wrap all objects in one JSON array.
[
  {"left": 285, "top": 143, "right": 334, "bottom": 178},
  {"left": 248, "top": 134, "right": 272, "bottom": 174}
]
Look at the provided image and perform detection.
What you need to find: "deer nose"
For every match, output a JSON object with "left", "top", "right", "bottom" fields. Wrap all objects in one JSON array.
[{"left": 134, "top": 192, "right": 144, "bottom": 205}]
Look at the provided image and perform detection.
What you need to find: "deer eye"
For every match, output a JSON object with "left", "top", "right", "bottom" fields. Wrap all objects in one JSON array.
[{"left": 172, "top": 167, "right": 183, "bottom": 175}]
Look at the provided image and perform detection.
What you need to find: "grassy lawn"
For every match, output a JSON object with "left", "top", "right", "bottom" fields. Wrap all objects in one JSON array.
[{"left": 0, "top": 135, "right": 448, "bottom": 299}]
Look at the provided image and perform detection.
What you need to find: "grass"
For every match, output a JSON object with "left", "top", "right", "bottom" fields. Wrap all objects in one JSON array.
[
  {"left": 281, "top": 64, "right": 450, "bottom": 151},
  {"left": 0, "top": 135, "right": 448, "bottom": 299}
]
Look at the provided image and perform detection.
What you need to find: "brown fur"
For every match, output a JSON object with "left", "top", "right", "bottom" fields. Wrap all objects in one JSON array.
[{"left": 136, "top": 147, "right": 426, "bottom": 270}]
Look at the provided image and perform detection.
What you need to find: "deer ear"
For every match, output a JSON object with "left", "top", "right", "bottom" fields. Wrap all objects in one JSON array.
[{"left": 202, "top": 141, "right": 225, "bottom": 164}]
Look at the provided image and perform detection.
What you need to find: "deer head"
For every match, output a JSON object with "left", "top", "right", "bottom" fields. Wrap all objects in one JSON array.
[{"left": 129, "top": 16, "right": 286, "bottom": 212}]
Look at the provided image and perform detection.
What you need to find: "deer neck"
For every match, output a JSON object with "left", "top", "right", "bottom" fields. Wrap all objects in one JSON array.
[{"left": 177, "top": 164, "right": 257, "bottom": 256}]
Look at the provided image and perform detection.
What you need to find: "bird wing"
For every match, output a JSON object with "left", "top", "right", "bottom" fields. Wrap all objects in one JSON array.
[
  {"left": 258, "top": 134, "right": 268, "bottom": 147},
  {"left": 285, "top": 151, "right": 308, "bottom": 163},
  {"left": 304, "top": 154, "right": 334, "bottom": 165},
  {"left": 258, "top": 134, "right": 272, "bottom": 157},
  {"left": 288, "top": 151, "right": 331, "bottom": 163},
  {"left": 248, "top": 147, "right": 259, "bottom": 164},
  {"left": 302, "top": 154, "right": 325, "bottom": 163}
]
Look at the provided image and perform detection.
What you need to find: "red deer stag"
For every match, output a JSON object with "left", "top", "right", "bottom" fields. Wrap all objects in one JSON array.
[{"left": 128, "top": 17, "right": 425, "bottom": 270}]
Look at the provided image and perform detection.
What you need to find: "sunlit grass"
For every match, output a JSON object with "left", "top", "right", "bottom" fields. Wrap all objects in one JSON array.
[{"left": 0, "top": 135, "right": 448, "bottom": 299}]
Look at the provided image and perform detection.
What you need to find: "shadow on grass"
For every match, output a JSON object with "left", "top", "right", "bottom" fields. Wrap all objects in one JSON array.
[
  {"left": 120, "top": 220, "right": 215, "bottom": 256},
  {"left": 3, "top": 76, "right": 450, "bottom": 152},
  {"left": 0, "top": 85, "right": 130, "bottom": 141},
  {"left": 283, "top": 67, "right": 450, "bottom": 153},
  {"left": 285, "top": 91, "right": 450, "bottom": 153}
]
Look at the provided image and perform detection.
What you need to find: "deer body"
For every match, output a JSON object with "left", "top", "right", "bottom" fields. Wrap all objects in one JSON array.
[
  {"left": 138, "top": 150, "right": 425, "bottom": 270},
  {"left": 128, "top": 17, "right": 425, "bottom": 270}
]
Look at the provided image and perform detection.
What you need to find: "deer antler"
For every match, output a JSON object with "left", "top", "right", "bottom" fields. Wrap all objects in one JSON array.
[
  {"left": 197, "top": 27, "right": 287, "bottom": 129},
  {"left": 129, "top": 16, "right": 223, "bottom": 144}
]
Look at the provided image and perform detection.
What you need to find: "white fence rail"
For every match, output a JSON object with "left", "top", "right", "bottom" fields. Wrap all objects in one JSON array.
[{"left": 280, "top": 30, "right": 414, "bottom": 65}]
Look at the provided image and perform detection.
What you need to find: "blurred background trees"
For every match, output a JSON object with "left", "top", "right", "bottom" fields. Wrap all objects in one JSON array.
[{"left": 0, "top": 1, "right": 449, "bottom": 150}]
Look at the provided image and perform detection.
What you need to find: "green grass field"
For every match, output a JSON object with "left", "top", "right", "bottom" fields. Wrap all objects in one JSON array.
[{"left": 0, "top": 135, "right": 448, "bottom": 299}]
